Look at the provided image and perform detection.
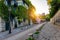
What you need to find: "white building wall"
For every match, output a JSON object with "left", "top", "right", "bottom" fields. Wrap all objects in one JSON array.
[
  {"left": 0, "top": 17, "right": 2, "bottom": 32},
  {"left": 0, "top": 17, "right": 5, "bottom": 32},
  {"left": 17, "top": 1, "right": 24, "bottom": 6}
]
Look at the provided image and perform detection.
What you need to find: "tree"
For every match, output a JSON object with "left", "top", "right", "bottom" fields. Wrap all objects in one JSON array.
[
  {"left": 16, "top": 5, "right": 28, "bottom": 22},
  {"left": 0, "top": 0, "right": 8, "bottom": 20},
  {"left": 45, "top": 14, "right": 50, "bottom": 21},
  {"left": 0, "top": 0, "right": 18, "bottom": 30},
  {"left": 47, "top": 0, "right": 52, "bottom": 5},
  {"left": 17, "top": 6, "right": 27, "bottom": 19},
  {"left": 0, "top": 0, "right": 10, "bottom": 30},
  {"left": 47, "top": 0, "right": 60, "bottom": 18},
  {"left": 24, "top": 0, "right": 36, "bottom": 25}
]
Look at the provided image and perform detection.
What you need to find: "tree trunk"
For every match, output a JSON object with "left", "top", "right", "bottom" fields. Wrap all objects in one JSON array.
[{"left": 28, "top": 19, "right": 30, "bottom": 25}]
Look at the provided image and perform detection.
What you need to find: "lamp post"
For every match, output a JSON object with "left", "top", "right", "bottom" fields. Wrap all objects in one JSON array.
[
  {"left": 8, "top": 7, "right": 11, "bottom": 34},
  {"left": 6, "top": 0, "right": 12, "bottom": 34},
  {"left": 6, "top": 0, "right": 18, "bottom": 34}
]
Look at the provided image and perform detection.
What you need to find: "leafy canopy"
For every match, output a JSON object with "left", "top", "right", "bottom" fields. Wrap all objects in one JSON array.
[{"left": 47, "top": 0, "right": 60, "bottom": 18}]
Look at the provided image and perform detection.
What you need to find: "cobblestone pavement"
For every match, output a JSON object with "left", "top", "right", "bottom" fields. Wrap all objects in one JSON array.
[
  {"left": 0, "top": 24, "right": 37, "bottom": 40},
  {"left": 3, "top": 23, "right": 46, "bottom": 40},
  {"left": 37, "top": 22, "right": 60, "bottom": 40}
]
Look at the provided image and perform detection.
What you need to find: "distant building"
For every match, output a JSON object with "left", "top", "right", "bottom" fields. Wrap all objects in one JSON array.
[
  {"left": 41, "top": 13, "right": 45, "bottom": 16},
  {"left": 39, "top": 13, "right": 46, "bottom": 22}
]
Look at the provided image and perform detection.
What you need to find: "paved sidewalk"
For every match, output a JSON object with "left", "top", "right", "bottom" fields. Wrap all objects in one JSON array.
[
  {"left": 37, "top": 22, "right": 60, "bottom": 40},
  {"left": 3, "top": 22, "right": 46, "bottom": 40},
  {"left": 0, "top": 24, "right": 36, "bottom": 40}
]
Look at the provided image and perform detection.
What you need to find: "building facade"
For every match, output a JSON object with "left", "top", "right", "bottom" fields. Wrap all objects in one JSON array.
[
  {"left": 0, "top": 0, "right": 29, "bottom": 32},
  {"left": 0, "top": 17, "right": 5, "bottom": 32}
]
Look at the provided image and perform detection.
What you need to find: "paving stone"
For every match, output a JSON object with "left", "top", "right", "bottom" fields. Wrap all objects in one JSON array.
[
  {"left": 38, "top": 35, "right": 43, "bottom": 40},
  {"left": 55, "top": 32, "right": 60, "bottom": 37},
  {"left": 50, "top": 37, "right": 56, "bottom": 40},
  {"left": 37, "top": 22, "right": 60, "bottom": 40},
  {"left": 56, "top": 37, "right": 60, "bottom": 40},
  {"left": 41, "top": 38, "right": 45, "bottom": 40}
]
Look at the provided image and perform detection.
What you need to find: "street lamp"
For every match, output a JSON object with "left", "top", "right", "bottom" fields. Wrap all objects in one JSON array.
[
  {"left": 6, "top": 0, "right": 18, "bottom": 34},
  {"left": 8, "top": 7, "right": 11, "bottom": 34}
]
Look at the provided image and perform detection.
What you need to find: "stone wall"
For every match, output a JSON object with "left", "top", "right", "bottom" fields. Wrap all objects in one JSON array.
[{"left": 50, "top": 10, "right": 60, "bottom": 25}]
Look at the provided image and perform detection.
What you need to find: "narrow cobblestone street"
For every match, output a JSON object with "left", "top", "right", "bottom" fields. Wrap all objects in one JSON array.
[
  {"left": 37, "top": 22, "right": 60, "bottom": 40},
  {"left": 0, "top": 0, "right": 60, "bottom": 40}
]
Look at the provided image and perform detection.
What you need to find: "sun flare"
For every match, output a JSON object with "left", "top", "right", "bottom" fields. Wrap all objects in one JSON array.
[{"left": 30, "top": 0, "right": 49, "bottom": 15}]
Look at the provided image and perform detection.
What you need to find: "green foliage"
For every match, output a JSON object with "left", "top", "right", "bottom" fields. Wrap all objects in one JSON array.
[
  {"left": 0, "top": 0, "right": 9, "bottom": 21},
  {"left": 34, "top": 31, "right": 39, "bottom": 34},
  {"left": 25, "top": 0, "right": 36, "bottom": 10},
  {"left": 26, "top": 37, "right": 34, "bottom": 40},
  {"left": 0, "top": 0, "right": 28, "bottom": 21},
  {"left": 45, "top": 14, "right": 50, "bottom": 21},
  {"left": 24, "top": 0, "right": 31, "bottom": 6},
  {"left": 16, "top": 5, "right": 28, "bottom": 19},
  {"left": 0, "top": 0, "right": 35, "bottom": 22},
  {"left": 34, "top": 29, "right": 40, "bottom": 34},
  {"left": 48, "top": 0, "right": 60, "bottom": 18}
]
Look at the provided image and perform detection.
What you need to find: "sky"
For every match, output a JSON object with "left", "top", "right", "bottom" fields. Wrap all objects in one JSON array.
[{"left": 30, "top": 0, "right": 49, "bottom": 14}]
